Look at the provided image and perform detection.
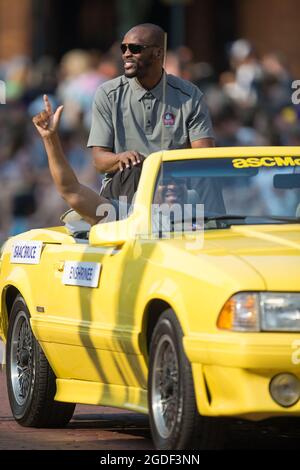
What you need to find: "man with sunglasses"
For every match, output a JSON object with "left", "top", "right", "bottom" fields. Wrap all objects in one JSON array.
[{"left": 88, "top": 23, "right": 215, "bottom": 203}]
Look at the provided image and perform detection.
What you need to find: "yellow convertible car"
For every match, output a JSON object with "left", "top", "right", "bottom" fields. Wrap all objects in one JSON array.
[{"left": 1, "top": 147, "right": 300, "bottom": 450}]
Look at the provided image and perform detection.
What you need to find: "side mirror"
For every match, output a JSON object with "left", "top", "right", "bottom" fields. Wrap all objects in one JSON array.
[{"left": 89, "top": 216, "right": 137, "bottom": 246}]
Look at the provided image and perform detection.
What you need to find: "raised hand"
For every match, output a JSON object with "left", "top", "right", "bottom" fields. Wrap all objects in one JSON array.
[{"left": 32, "top": 95, "right": 64, "bottom": 139}]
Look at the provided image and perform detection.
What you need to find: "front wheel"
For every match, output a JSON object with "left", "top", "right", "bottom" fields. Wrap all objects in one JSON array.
[
  {"left": 148, "top": 309, "right": 224, "bottom": 450},
  {"left": 6, "top": 295, "right": 75, "bottom": 427}
]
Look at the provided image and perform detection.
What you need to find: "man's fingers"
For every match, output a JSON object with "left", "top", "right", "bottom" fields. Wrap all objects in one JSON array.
[
  {"left": 118, "top": 151, "right": 144, "bottom": 172},
  {"left": 43, "top": 94, "right": 52, "bottom": 115},
  {"left": 128, "top": 152, "right": 141, "bottom": 165},
  {"left": 119, "top": 157, "right": 130, "bottom": 172},
  {"left": 132, "top": 151, "right": 145, "bottom": 164},
  {"left": 124, "top": 156, "right": 131, "bottom": 169},
  {"left": 119, "top": 160, "right": 127, "bottom": 172},
  {"left": 33, "top": 110, "right": 50, "bottom": 129},
  {"left": 53, "top": 105, "right": 64, "bottom": 126}
]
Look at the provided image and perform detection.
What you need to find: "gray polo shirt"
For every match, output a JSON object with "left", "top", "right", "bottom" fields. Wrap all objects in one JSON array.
[{"left": 88, "top": 72, "right": 214, "bottom": 186}]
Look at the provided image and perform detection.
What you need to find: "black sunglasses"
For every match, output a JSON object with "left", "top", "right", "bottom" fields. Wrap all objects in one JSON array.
[{"left": 120, "top": 43, "right": 158, "bottom": 54}]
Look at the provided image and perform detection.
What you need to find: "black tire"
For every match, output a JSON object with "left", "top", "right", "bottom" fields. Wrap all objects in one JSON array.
[
  {"left": 148, "top": 309, "right": 225, "bottom": 450},
  {"left": 6, "top": 295, "right": 75, "bottom": 427}
]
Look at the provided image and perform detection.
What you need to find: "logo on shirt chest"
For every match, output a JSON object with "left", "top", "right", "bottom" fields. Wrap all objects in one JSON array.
[{"left": 163, "top": 112, "right": 175, "bottom": 127}]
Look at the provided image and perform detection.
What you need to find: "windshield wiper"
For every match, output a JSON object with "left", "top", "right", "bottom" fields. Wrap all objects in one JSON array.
[
  {"left": 204, "top": 214, "right": 248, "bottom": 222},
  {"left": 169, "top": 214, "right": 247, "bottom": 226},
  {"left": 167, "top": 214, "right": 300, "bottom": 230},
  {"left": 204, "top": 214, "right": 300, "bottom": 224},
  {"left": 256, "top": 215, "right": 300, "bottom": 223}
]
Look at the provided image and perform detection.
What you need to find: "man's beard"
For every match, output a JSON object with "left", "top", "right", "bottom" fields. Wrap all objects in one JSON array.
[
  {"left": 123, "top": 58, "right": 140, "bottom": 78},
  {"left": 124, "top": 68, "right": 137, "bottom": 78},
  {"left": 124, "top": 58, "right": 152, "bottom": 79}
]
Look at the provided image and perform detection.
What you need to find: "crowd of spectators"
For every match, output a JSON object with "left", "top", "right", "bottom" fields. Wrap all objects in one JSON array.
[{"left": 0, "top": 39, "right": 299, "bottom": 242}]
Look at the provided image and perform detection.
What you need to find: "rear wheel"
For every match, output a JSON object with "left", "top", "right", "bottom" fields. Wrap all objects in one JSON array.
[
  {"left": 6, "top": 295, "right": 75, "bottom": 427},
  {"left": 148, "top": 309, "right": 224, "bottom": 450}
]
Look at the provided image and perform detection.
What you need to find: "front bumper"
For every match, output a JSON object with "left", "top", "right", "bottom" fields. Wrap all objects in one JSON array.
[{"left": 183, "top": 332, "right": 300, "bottom": 419}]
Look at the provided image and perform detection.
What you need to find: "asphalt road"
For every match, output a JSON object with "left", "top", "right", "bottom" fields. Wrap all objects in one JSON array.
[
  {"left": 1, "top": 340, "right": 300, "bottom": 450},
  {"left": 0, "top": 366, "right": 153, "bottom": 450}
]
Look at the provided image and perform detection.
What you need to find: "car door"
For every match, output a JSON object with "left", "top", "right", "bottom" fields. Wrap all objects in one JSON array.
[{"left": 35, "top": 232, "right": 147, "bottom": 390}]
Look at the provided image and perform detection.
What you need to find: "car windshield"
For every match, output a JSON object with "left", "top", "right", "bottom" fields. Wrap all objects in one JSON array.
[{"left": 153, "top": 156, "right": 300, "bottom": 231}]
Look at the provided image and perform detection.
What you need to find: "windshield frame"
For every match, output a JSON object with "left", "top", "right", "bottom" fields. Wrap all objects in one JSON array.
[{"left": 151, "top": 154, "right": 300, "bottom": 235}]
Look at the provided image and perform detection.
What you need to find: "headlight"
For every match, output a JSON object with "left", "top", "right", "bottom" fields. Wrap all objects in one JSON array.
[
  {"left": 217, "top": 292, "right": 300, "bottom": 332},
  {"left": 261, "top": 293, "right": 300, "bottom": 331}
]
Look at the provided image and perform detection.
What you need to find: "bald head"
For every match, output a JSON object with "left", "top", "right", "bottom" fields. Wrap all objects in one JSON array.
[{"left": 125, "top": 24, "right": 165, "bottom": 49}]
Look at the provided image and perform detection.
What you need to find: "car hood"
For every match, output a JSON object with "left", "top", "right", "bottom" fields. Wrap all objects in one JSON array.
[{"left": 201, "top": 224, "right": 300, "bottom": 290}]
